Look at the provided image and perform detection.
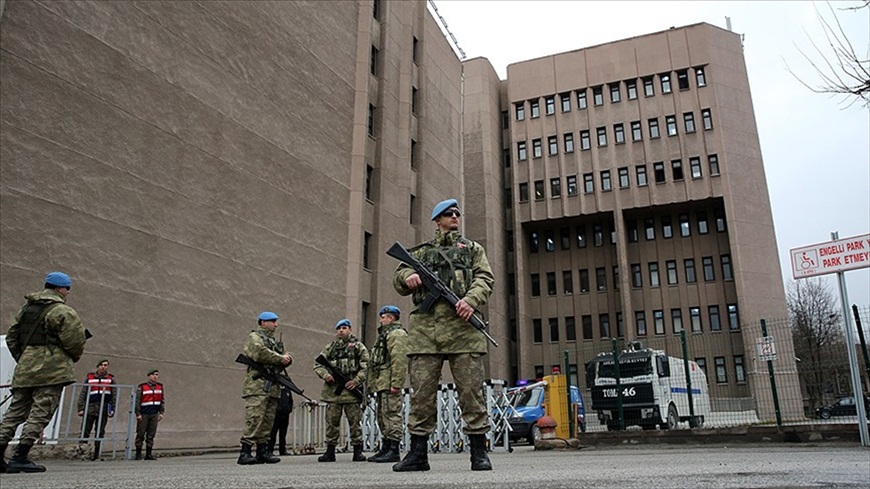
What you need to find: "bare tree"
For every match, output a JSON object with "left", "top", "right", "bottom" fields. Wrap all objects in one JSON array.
[
  {"left": 788, "top": 277, "right": 849, "bottom": 410},
  {"left": 785, "top": 1, "right": 870, "bottom": 109}
]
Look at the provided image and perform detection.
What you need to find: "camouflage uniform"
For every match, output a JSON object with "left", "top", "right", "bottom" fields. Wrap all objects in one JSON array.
[
  {"left": 313, "top": 334, "right": 369, "bottom": 445},
  {"left": 368, "top": 321, "right": 409, "bottom": 441},
  {"left": 0, "top": 289, "right": 86, "bottom": 446},
  {"left": 240, "top": 327, "right": 286, "bottom": 446},
  {"left": 393, "top": 229, "right": 494, "bottom": 436}
]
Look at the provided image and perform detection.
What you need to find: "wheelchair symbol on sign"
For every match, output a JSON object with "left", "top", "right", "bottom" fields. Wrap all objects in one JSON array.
[{"left": 799, "top": 251, "right": 817, "bottom": 270}]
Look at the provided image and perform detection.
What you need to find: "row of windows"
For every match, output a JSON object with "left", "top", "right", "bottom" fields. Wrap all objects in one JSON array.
[
  {"left": 528, "top": 254, "right": 733, "bottom": 297},
  {"left": 513, "top": 110, "right": 713, "bottom": 163},
  {"left": 512, "top": 67, "right": 707, "bottom": 122},
  {"left": 531, "top": 304, "right": 740, "bottom": 344},
  {"left": 527, "top": 210, "right": 726, "bottom": 254},
  {"left": 533, "top": 354, "right": 745, "bottom": 386},
  {"left": 516, "top": 154, "right": 721, "bottom": 203}
]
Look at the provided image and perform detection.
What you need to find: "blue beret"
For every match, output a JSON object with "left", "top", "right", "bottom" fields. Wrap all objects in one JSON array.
[
  {"left": 379, "top": 305, "right": 400, "bottom": 317},
  {"left": 45, "top": 271, "right": 72, "bottom": 288},
  {"left": 431, "top": 198, "right": 459, "bottom": 221},
  {"left": 335, "top": 319, "right": 351, "bottom": 329},
  {"left": 258, "top": 311, "right": 279, "bottom": 321}
]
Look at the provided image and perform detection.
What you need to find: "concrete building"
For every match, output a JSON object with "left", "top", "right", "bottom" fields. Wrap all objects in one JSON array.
[{"left": 0, "top": 1, "right": 798, "bottom": 449}]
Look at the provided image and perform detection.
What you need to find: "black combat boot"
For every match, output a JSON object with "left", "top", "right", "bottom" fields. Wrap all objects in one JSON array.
[
  {"left": 392, "top": 434, "right": 429, "bottom": 472},
  {"left": 135, "top": 447, "right": 142, "bottom": 460},
  {"left": 92, "top": 441, "right": 101, "bottom": 461},
  {"left": 317, "top": 444, "right": 336, "bottom": 462},
  {"left": 378, "top": 439, "right": 400, "bottom": 463},
  {"left": 352, "top": 444, "right": 366, "bottom": 462},
  {"left": 1, "top": 442, "right": 7, "bottom": 473},
  {"left": 468, "top": 434, "right": 492, "bottom": 471},
  {"left": 237, "top": 442, "right": 257, "bottom": 465},
  {"left": 256, "top": 443, "right": 280, "bottom": 464},
  {"left": 367, "top": 438, "right": 390, "bottom": 462},
  {"left": 144, "top": 447, "right": 157, "bottom": 460},
  {"left": 6, "top": 443, "right": 46, "bottom": 473}
]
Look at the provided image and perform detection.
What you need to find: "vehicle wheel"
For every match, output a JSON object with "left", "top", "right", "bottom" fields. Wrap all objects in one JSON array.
[
  {"left": 819, "top": 409, "right": 832, "bottom": 420},
  {"left": 666, "top": 404, "right": 679, "bottom": 430},
  {"left": 605, "top": 420, "right": 619, "bottom": 431},
  {"left": 641, "top": 424, "right": 655, "bottom": 431},
  {"left": 528, "top": 425, "right": 542, "bottom": 445}
]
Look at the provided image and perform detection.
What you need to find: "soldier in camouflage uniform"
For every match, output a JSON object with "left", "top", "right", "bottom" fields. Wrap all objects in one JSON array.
[
  {"left": 0, "top": 272, "right": 86, "bottom": 474},
  {"left": 392, "top": 199, "right": 495, "bottom": 472},
  {"left": 366, "top": 305, "right": 409, "bottom": 463},
  {"left": 238, "top": 311, "right": 292, "bottom": 465},
  {"left": 313, "top": 319, "right": 369, "bottom": 462}
]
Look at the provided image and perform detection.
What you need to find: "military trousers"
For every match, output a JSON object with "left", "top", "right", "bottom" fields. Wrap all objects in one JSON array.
[
  {"left": 82, "top": 404, "right": 111, "bottom": 441},
  {"left": 240, "top": 395, "right": 277, "bottom": 446},
  {"left": 324, "top": 402, "right": 363, "bottom": 445},
  {"left": 135, "top": 413, "right": 160, "bottom": 449},
  {"left": 0, "top": 384, "right": 64, "bottom": 445},
  {"left": 407, "top": 353, "right": 488, "bottom": 436},
  {"left": 375, "top": 390, "right": 405, "bottom": 441}
]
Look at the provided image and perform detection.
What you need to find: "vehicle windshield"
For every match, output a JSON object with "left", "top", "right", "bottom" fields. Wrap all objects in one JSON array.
[
  {"left": 597, "top": 356, "right": 653, "bottom": 379},
  {"left": 513, "top": 387, "right": 544, "bottom": 408}
]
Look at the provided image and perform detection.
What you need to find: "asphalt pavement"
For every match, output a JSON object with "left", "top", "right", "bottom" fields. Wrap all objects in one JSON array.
[{"left": 1, "top": 444, "right": 868, "bottom": 488}]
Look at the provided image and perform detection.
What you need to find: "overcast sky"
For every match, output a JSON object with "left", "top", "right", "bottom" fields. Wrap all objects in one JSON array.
[{"left": 430, "top": 0, "right": 870, "bottom": 312}]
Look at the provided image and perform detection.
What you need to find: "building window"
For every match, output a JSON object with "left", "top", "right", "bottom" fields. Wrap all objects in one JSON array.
[
  {"left": 677, "top": 69, "right": 689, "bottom": 90},
  {"left": 592, "top": 86, "right": 604, "bottom": 106},
  {"left": 649, "top": 262, "right": 660, "bottom": 287},
  {"left": 596, "top": 267, "right": 607, "bottom": 291},
  {"left": 618, "top": 167, "right": 630, "bottom": 188},
  {"left": 412, "top": 36, "right": 419, "bottom": 63},
  {"left": 577, "top": 90, "right": 587, "bottom": 109},
  {"left": 728, "top": 304, "right": 740, "bottom": 330},
  {"left": 631, "top": 121, "right": 642, "bottom": 141},
  {"left": 517, "top": 141, "right": 527, "bottom": 161},
  {"left": 563, "top": 133, "right": 575, "bottom": 153},
  {"left": 685, "top": 259, "right": 697, "bottom": 283},
  {"left": 411, "top": 87, "right": 418, "bottom": 114},
  {"left": 616, "top": 312, "right": 625, "bottom": 337},
  {"left": 533, "top": 319, "right": 543, "bottom": 343},
  {"left": 734, "top": 355, "right": 746, "bottom": 383},
  {"left": 709, "top": 305, "right": 721, "bottom": 331},
  {"left": 545, "top": 230, "right": 555, "bottom": 251},
  {"left": 626, "top": 79, "right": 638, "bottom": 100},
  {"left": 516, "top": 103, "right": 525, "bottom": 121},
  {"left": 363, "top": 231, "right": 372, "bottom": 269},
  {"left": 601, "top": 171, "right": 612, "bottom": 191},
  {"left": 565, "top": 317, "right": 576, "bottom": 341},
  {"left": 695, "top": 66, "right": 707, "bottom": 86},
  {"left": 666, "top": 260, "right": 678, "bottom": 285},
  {"left": 702, "top": 108, "right": 713, "bottom": 130},
  {"left": 373, "top": 0, "right": 381, "bottom": 19},
  {"left": 370, "top": 45, "right": 379, "bottom": 75},
  {"left": 529, "top": 231, "right": 539, "bottom": 253},
  {"left": 715, "top": 209, "right": 727, "bottom": 231},
  {"left": 576, "top": 226, "right": 586, "bottom": 248},
  {"left": 530, "top": 100, "right": 540, "bottom": 118},
  {"left": 613, "top": 266, "right": 620, "bottom": 290},
  {"left": 567, "top": 175, "right": 578, "bottom": 196},
  {"left": 627, "top": 220, "right": 638, "bottom": 242},
  {"left": 698, "top": 212, "right": 709, "bottom": 234},
  {"left": 653, "top": 309, "right": 665, "bottom": 335},
  {"left": 545, "top": 96, "right": 555, "bottom": 115},
  {"left": 411, "top": 139, "right": 418, "bottom": 169},
  {"left": 560, "top": 227, "right": 571, "bottom": 250},
  {"left": 649, "top": 118, "right": 660, "bottom": 138},
  {"left": 503, "top": 148, "right": 511, "bottom": 168},
  {"left": 534, "top": 365, "right": 544, "bottom": 378},
  {"left": 662, "top": 215, "right": 673, "bottom": 238},
  {"left": 672, "top": 309, "right": 683, "bottom": 333},
  {"left": 547, "top": 136, "right": 558, "bottom": 156},
  {"left": 708, "top": 154, "right": 720, "bottom": 175},
  {"left": 577, "top": 131, "right": 590, "bottom": 151},
  {"left": 653, "top": 162, "right": 666, "bottom": 183},
  {"left": 534, "top": 180, "right": 545, "bottom": 200},
  {"left": 518, "top": 182, "right": 529, "bottom": 202},
  {"left": 532, "top": 139, "right": 542, "bottom": 158},
  {"left": 714, "top": 357, "right": 727, "bottom": 383},
  {"left": 582, "top": 315, "right": 593, "bottom": 340},
  {"left": 614, "top": 124, "right": 625, "bottom": 144},
  {"left": 583, "top": 173, "right": 594, "bottom": 193},
  {"left": 690, "top": 307, "right": 702, "bottom": 332},
  {"left": 684, "top": 112, "right": 696, "bottom": 133},
  {"left": 609, "top": 223, "right": 617, "bottom": 245},
  {"left": 679, "top": 213, "right": 691, "bottom": 237},
  {"left": 610, "top": 83, "right": 621, "bottom": 103},
  {"left": 690, "top": 157, "right": 702, "bottom": 178},
  {"left": 660, "top": 73, "right": 672, "bottom": 93},
  {"left": 636, "top": 311, "right": 647, "bottom": 336},
  {"left": 593, "top": 224, "right": 603, "bottom": 247},
  {"left": 579, "top": 269, "right": 590, "bottom": 293},
  {"left": 597, "top": 127, "right": 607, "bottom": 147},
  {"left": 672, "top": 160, "right": 684, "bottom": 180},
  {"left": 365, "top": 164, "right": 374, "bottom": 200},
  {"left": 643, "top": 76, "right": 654, "bottom": 96},
  {"left": 696, "top": 357, "right": 708, "bottom": 381},
  {"left": 547, "top": 272, "right": 557, "bottom": 296},
  {"left": 636, "top": 165, "right": 648, "bottom": 186},
  {"left": 666, "top": 115, "right": 678, "bottom": 136},
  {"left": 368, "top": 104, "right": 376, "bottom": 136},
  {"left": 530, "top": 274, "right": 541, "bottom": 296},
  {"left": 560, "top": 93, "right": 572, "bottom": 112},
  {"left": 550, "top": 178, "right": 561, "bottom": 198},
  {"left": 563, "top": 270, "right": 573, "bottom": 294},
  {"left": 600, "top": 314, "right": 611, "bottom": 338},
  {"left": 702, "top": 256, "right": 715, "bottom": 281},
  {"left": 549, "top": 318, "right": 559, "bottom": 342},
  {"left": 631, "top": 264, "right": 643, "bottom": 287},
  {"left": 644, "top": 218, "right": 656, "bottom": 240}
]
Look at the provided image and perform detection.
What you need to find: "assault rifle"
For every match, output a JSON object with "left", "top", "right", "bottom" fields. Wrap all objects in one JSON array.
[
  {"left": 235, "top": 354, "right": 312, "bottom": 402},
  {"left": 386, "top": 242, "right": 498, "bottom": 347},
  {"left": 314, "top": 354, "right": 364, "bottom": 403}
]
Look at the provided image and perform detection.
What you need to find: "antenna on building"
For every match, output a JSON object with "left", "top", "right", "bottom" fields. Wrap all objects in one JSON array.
[
  {"left": 428, "top": 0, "right": 466, "bottom": 60},
  {"left": 725, "top": 16, "right": 732, "bottom": 31}
]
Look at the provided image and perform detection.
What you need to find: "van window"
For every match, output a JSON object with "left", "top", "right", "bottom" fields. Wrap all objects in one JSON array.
[{"left": 657, "top": 355, "right": 670, "bottom": 377}]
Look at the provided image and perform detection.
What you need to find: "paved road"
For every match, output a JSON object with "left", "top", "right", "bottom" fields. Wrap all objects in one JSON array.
[{"left": 2, "top": 444, "right": 868, "bottom": 488}]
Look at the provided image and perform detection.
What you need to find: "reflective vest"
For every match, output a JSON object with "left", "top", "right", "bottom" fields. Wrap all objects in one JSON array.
[
  {"left": 139, "top": 382, "right": 164, "bottom": 415},
  {"left": 86, "top": 372, "right": 114, "bottom": 403}
]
